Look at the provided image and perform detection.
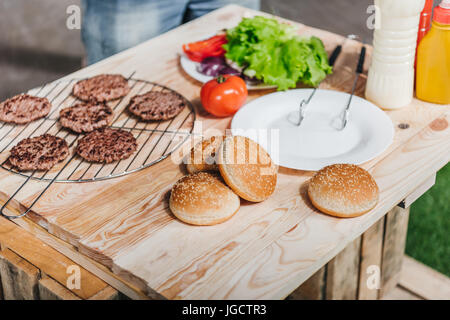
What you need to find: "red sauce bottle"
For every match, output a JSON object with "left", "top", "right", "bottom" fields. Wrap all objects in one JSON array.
[{"left": 415, "top": 0, "right": 434, "bottom": 67}]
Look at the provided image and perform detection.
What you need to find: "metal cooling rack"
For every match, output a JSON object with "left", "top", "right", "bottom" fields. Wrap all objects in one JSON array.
[{"left": 0, "top": 72, "right": 196, "bottom": 219}]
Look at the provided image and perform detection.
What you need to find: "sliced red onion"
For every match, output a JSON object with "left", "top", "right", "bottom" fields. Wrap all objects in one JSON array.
[
  {"left": 219, "top": 66, "right": 241, "bottom": 76},
  {"left": 197, "top": 56, "right": 226, "bottom": 76},
  {"left": 197, "top": 56, "right": 241, "bottom": 77}
]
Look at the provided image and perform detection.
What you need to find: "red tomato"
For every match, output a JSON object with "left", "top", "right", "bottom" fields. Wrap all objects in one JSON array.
[{"left": 200, "top": 75, "right": 248, "bottom": 117}]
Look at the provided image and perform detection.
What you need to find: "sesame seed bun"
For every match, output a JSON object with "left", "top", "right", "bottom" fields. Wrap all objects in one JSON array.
[
  {"left": 217, "top": 136, "right": 277, "bottom": 202},
  {"left": 186, "top": 136, "right": 224, "bottom": 174},
  {"left": 308, "top": 164, "right": 379, "bottom": 218},
  {"left": 169, "top": 172, "right": 240, "bottom": 225}
]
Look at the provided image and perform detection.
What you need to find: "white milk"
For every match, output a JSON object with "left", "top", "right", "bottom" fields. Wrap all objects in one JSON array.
[{"left": 365, "top": 0, "right": 425, "bottom": 109}]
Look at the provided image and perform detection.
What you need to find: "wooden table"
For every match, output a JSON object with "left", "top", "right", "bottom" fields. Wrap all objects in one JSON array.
[{"left": 0, "top": 5, "right": 449, "bottom": 300}]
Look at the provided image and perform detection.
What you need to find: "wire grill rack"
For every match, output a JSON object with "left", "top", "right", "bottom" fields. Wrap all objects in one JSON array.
[{"left": 0, "top": 72, "right": 196, "bottom": 219}]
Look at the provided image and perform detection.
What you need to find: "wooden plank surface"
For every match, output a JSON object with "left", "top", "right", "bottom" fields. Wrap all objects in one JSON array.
[
  {"left": 358, "top": 218, "right": 384, "bottom": 300},
  {"left": 38, "top": 276, "right": 81, "bottom": 300},
  {"left": 383, "top": 255, "right": 450, "bottom": 300},
  {"left": 0, "top": 249, "right": 40, "bottom": 300},
  {"left": 399, "top": 255, "right": 450, "bottom": 300},
  {"left": 380, "top": 207, "right": 410, "bottom": 296},
  {"left": 0, "top": 5, "right": 449, "bottom": 299},
  {"left": 287, "top": 211, "right": 398, "bottom": 300},
  {"left": 0, "top": 216, "right": 119, "bottom": 300},
  {"left": 399, "top": 174, "right": 436, "bottom": 209},
  {"left": 10, "top": 216, "right": 154, "bottom": 300},
  {"left": 326, "top": 238, "right": 361, "bottom": 300},
  {"left": 381, "top": 286, "right": 422, "bottom": 300},
  {"left": 206, "top": 112, "right": 450, "bottom": 299},
  {"left": 287, "top": 266, "right": 326, "bottom": 300},
  {"left": 288, "top": 252, "right": 450, "bottom": 300},
  {"left": 0, "top": 270, "right": 3, "bottom": 299},
  {"left": 88, "top": 286, "right": 122, "bottom": 300}
]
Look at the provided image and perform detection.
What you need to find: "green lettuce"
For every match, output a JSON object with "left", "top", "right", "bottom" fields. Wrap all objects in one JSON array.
[{"left": 223, "top": 16, "right": 332, "bottom": 90}]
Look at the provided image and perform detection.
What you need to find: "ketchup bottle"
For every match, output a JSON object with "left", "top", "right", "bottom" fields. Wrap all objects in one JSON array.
[
  {"left": 415, "top": 0, "right": 434, "bottom": 68},
  {"left": 417, "top": 0, "right": 434, "bottom": 45}
]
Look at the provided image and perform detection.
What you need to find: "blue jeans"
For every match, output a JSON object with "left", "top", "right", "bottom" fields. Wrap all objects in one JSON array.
[{"left": 81, "top": 0, "right": 260, "bottom": 65}]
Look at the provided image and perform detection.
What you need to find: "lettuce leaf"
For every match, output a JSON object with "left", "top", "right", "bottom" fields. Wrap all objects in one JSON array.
[{"left": 223, "top": 16, "right": 332, "bottom": 90}]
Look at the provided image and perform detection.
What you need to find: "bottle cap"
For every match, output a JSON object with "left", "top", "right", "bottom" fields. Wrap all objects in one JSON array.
[{"left": 434, "top": 0, "right": 450, "bottom": 24}]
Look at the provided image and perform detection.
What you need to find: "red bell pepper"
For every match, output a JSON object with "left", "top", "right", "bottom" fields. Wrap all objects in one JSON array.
[{"left": 182, "top": 34, "right": 227, "bottom": 62}]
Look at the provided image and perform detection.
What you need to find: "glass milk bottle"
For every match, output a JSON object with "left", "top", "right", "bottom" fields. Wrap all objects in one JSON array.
[{"left": 365, "top": 0, "right": 425, "bottom": 109}]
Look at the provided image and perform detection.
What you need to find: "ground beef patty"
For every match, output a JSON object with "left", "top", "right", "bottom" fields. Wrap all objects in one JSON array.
[
  {"left": 76, "top": 128, "right": 137, "bottom": 163},
  {"left": 0, "top": 94, "right": 51, "bottom": 124},
  {"left": 9, "top": 134, "right": 69, "bottom": 171},
  {"left": 59, "top": 102, "right": 114, "bottom": 133},
  {"left": 72, "top": 74, "right": 130, "bottom": 102},
  {"left": 128, "top": 91, "right": 186, "bottom": 121}
]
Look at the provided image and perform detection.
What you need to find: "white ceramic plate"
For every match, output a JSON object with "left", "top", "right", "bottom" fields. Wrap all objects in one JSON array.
[
  {"left": 180, "top": 54, "right": 277, "bottom": 90},
  {"left": 231, "top": 89, "right": 394, "bottom": 171}
]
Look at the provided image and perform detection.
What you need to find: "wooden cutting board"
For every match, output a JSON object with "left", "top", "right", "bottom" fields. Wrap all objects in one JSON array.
[{"left": 0, "top": 5, "right": 449, "bottom": 299}]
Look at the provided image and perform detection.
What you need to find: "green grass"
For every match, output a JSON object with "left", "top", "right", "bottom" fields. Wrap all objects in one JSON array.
[{"left": 406, "top": 163, "right": 450, "bottom": 277}]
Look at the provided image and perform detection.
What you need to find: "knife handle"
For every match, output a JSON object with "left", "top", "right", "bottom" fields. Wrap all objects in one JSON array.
[
  {"left": 356, "top": 46, "right": 366, "bottom": 74},
  {"left": 328, "top": 45, "right": 342, "bottom": 67}
]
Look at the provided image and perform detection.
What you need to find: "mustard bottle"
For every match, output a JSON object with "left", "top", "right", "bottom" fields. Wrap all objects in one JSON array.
[{"left": 416, "top": 0, "right": 450, "bottom": 104}]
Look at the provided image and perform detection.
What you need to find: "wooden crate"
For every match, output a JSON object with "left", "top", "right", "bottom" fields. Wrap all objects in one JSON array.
[
  {"left": 0, "top": 207, "right": 405, "bottom": 300},
  {"left": 0, "top": 216, "right": 122, "bottom": 300},
  {"left": 0, "top": 177, "right": 438, "bottom": 300},
  {"left": 287, "top": 172, "right": 441, "bottom": 300},
  {"left": 288, "top": 206, "right": 410, "bottom": 300},
  {"left": 287, "top": 197, "right": 450, "bottom": 300}
]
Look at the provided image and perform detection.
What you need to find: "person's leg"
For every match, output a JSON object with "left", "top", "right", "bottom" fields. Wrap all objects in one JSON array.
[
  {"left": 183, "top": 0, "right": 260, "bottom": 22},
  {"left": 81, "top": 0, "right": 188, "bottom": 65}
]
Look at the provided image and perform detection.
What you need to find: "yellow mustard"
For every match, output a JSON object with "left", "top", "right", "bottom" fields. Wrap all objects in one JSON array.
[{"left": 416, "top": 20, "right": 450, "bottom": 104}]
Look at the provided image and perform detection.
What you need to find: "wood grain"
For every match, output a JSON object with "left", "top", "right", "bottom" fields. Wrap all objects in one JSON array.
[
  {"left": 380, "top": 207, "right": 410, "bottom": 297},
  {"left": 381, "top": 286, "right": 422, "bottom": 300},
  {"left": 326, "top": 238, "right": 361, "bottom": 300},
  {"left": 38, "top": 276, "right": 81, "bottom": 300},
  {"left": 0, "top": 5, "right": 448, "bottom": 299},
  {"left": 0, "top": 269, "right": 3, "bottom": 299},
  {"left": 0, "top": 216, "right": 126, "bottom": 300},
  {"left": 399, "top": 174, "right": 436, "bottom": 209},
  {"left": 207, "top": 111, "right": 450, "bottom": 299},
  {"left": 0, "top": 249, "right": 40, "bottom": 300},
  {"left": 0, "top": 216, "right": 110, "bottom": 299},
  {"left": 399, "top": 255, "right": 450, "bottom": 300},
  {"left": 12, "top": 216, "right": 155, "bottom": 300},
  {"left": 88, "top": 286, "right": 122, "bottom": 300},
  {"left": 287, "top": 267, "right": 326, "bottom": 300},
  {"left": 358, "top": 218, "right": 384, "bottom": 300}
]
